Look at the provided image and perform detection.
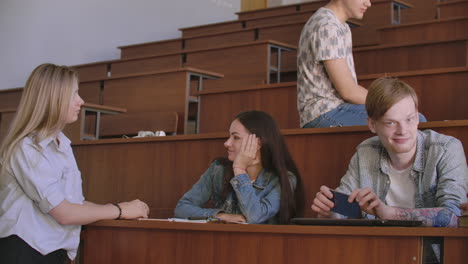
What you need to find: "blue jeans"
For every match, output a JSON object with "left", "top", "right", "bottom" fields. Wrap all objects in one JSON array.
[
  {"left": 303, "top": 103, "right": 368, "bottom": 128},
  {"left": 303, "top": 103, "right": 427, "bottom": 128}
]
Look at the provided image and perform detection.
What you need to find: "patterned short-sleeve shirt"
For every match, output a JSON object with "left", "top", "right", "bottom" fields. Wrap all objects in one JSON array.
[{"left": 297, "top": 7, "right": 357, "bottom": 127}]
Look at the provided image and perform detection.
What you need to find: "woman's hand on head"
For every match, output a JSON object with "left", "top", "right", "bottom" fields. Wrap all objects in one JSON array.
[
  {"left": 119, "top": 199, "right": 149, "bottom": 219},
  {"left": 233, "top": 134, "right": 260, "bottom": 170}
]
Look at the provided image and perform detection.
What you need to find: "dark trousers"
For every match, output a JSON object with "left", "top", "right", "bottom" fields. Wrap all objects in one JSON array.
[{"left": 0, "top": 235, "right": 67, "bottom": 264}]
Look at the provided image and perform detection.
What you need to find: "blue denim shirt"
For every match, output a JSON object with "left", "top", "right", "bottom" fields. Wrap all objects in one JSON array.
[
  {"left": 174, "top": 161, "right": 296, "bottom": 224},
  {"left": 336, "top": 129, "right": 468, "bottom": 218}
]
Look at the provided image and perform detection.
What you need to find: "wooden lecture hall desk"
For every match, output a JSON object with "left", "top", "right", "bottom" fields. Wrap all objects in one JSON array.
[{"left": 82, "top": 220, "right": 468, "bottom": 264}]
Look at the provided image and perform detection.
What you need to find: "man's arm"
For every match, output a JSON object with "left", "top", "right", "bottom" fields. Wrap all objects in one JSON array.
[
  {"left": 350, "top": 188, "right": 459, "bottom": 227},
  {"left": 390, "top": 207, "right": 458, "bottom": 227},
  {"left": 324, "top": 58, "right": 367, "bottom": 104}
]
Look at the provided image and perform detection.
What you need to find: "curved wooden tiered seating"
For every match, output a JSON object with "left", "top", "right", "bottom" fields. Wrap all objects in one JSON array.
[
  {"left": 378, "top": 16, "right": 468, "bottom": 43},
  {"left": 1, "top": 1, "right": 468, "bottom": 263},
  {"left": 118, "top": 0, "right": 410, "bottom": 62},
  {"left": 84, "top": 68, "right": 222, "bottom": 134},
  {"left": 354, "top": 37, "right": 468, "bottom": 74},
  {"left": 197, "top": 67, "right": 468, "bottom": 133}
]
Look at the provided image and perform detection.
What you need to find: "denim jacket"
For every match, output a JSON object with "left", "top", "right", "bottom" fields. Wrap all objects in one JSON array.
[
  {"left": 336, "top": 129, "right": 468, "bottom": 218},
  {"left": 174, "top": 160, "right": 296, "bottom": 224}
]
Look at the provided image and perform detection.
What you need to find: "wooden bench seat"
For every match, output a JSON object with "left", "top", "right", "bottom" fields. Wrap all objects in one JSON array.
[
  {"left": 378, "top": 16, "right": 468, "bottom": 44},
  {"left": 195, "top": 67, "right": 468, "bottom": 133},
  {"left": 72, "top": 120, "right": 468, "bottom": 219},
  {"left": 75, "top": 40, "right": 294, "bottom": 91},
  {"left": 118, "top": 0, "right": 413, "bottom": 63},
  {"left": 354, "top": 37, "right": 468, "bottom": 75},
  {"left": 183, "top": 40, "right": 296, "bottom": 90},
  {"left": 119, "top": 38, "right": 183, "bottom": 59},
  {"left": 236, "top": 0, "right": 327, "bottom": 20},
  {"left": 79, "top": 67, "right": 222, "bottom": 135},
  {"left": 281, "top": 36, "right": 468, "bottom": 76},
  {"left": 437, "top": 0, "right": 468, "bottom": 19},
  {"left": 179, "top": 19, "right": 245, "bottom": 38},
  {"left": 400, "top": 0, "right": 438, "bottom": 23},
  {"left": 100, "top": 111, "right": 179, "bottom": 138}
]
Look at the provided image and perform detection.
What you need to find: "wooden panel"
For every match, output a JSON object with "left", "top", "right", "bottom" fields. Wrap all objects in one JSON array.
[
  {"left": 438, "top": 1, "right": 468, "bottom": 19},
  {"left": 258, "top": 20, "right": 378, "bottom": 49},
  {"left": 181, "top": 21, "right": 244, "bottom": 38},
  {"left": 184, "top": 44, "right": 269, "bottom": 90},
  {"left": 119, "top": 39, "right": 183, "bottom": 59},
  {"left": 110, "top": 54, "right": 182, "bottom": 77},
  {"left": 79, "top": 81, "right": 101, "bottom": 105},
  {"left": 83, "top": 225, "right": 422, "bottom": 264},
  {"left": 286, "top": 235, "right": 420, "bottom": 264},
  {"left": 246, "top": 10, "right": 316, "bottom": 28},
  {"left": 400, "top": 0, "right": 438, "bottom": 23},
  {"left": 379, "top": 17, "right": 468, "bottom": 44},
  {"left": 102, "top": 72, "right": 187, "bottom": 134},
  {"left": 197, "top": 69, "right": 468, "bottom": 133},
  {"left": 198, "top": 83, "right": 299, "bottom": 133},
  {"left": 0, "top": 89, "right": 22, "bottom": 109},
  {"left": 444, "top": 237, "right": 468, "bottom": 264},
  {"left": 73, "top": 122, "right": 468, "bottom": 219},
  {"left": 258, "top": 22, "right": 304, "bottom": 47},
  {"left": 360, "top": 69, "right": 468, "bottom": 121},
  {"left": 237, "top": 1, "right": 326, "bottom": 20},
  {"left": 354, "top": 39, "right": 468, "bottom": 75},
  {"left": 74, "top": 63, "right": 109, "bottom": 82},
  {"left": 184, "top": 30, "right": 256, "bottom": 50}
]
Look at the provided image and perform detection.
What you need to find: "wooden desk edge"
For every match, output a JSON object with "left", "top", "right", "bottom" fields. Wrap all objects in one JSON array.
[{"left": 87, "top": 219, "right": 468, "bottom": 237}]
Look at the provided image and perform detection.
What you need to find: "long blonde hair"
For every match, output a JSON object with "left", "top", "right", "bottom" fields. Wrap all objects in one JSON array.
[{"left": 0, "top": 63, "right": 78, "bottom": 178}]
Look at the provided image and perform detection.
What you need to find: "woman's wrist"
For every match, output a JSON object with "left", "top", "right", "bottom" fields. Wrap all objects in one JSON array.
[
  {"left": 111, "top": 203, "right": 122, "bottom": 220},
  {"left": 233, "top": 166, "right": 247, "bottom": 175}
]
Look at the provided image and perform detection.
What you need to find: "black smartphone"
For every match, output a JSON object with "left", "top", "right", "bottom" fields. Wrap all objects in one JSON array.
[{"left": 330, "top": 190, "right": 361, "bottom": 219}]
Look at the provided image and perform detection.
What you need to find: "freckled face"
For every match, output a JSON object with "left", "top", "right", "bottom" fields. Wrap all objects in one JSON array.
[
  {"left": 368, "top": 96, "right": 419, "bottom": 158},
  {"left": 223, "top": 119, "right": 250, "bottom": 161}
]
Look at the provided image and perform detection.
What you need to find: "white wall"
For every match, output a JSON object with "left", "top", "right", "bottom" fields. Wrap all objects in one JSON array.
[{"left": 0, "top": 0, "right": 239, "bottom": 90}]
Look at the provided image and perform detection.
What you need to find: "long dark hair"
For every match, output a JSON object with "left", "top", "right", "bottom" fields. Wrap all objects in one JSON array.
[{"left": 217, "top": 110, "right": 304, "bottom": 224}]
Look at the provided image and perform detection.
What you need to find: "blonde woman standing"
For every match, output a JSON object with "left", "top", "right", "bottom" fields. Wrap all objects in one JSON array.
[{"left": 0, "top": 63, "right": 149, "bottom": 264}]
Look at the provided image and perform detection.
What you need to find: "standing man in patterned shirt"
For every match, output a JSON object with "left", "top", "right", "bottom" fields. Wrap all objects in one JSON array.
[
  {"left": 297, "top": 0, "right": 372, "bottom": 128},
  {"left": 311, "top": 77, "right": 468, "bottom": 227}
]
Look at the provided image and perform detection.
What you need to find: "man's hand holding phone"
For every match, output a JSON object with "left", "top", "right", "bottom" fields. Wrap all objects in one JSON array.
[
  {"left": 311, "top": 185, "right": 335, "bottom": 217},
  {"left": 330, "top": 190, "right": 361, "bottom": 219},
  {"left": 312, "top": 186, "right": 361, "bottom": 218}
]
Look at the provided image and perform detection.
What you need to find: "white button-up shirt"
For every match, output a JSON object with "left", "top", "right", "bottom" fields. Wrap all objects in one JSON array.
[{"left": 0, "top": 132, "right": 84, "bottom": 260}]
